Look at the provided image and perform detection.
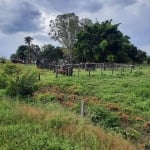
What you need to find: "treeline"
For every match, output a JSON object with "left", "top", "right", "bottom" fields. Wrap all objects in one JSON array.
[{"left": 10, "top": 13, "right": 148, "bottom": 65}]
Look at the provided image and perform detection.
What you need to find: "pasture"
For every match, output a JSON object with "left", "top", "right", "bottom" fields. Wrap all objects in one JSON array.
[{"left": 0, "top": 63, "right": 150, "bottom": 149}]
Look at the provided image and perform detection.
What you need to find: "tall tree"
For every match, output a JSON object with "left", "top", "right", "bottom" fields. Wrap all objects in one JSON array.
[
  {"left": 40, "top": 44, "right": 63, "bottom": 63},
  {"left": 74, "top": 20, "right": 146, "bottom": 63},
  {"left": 10, "top": 45, "right": 28, "bottom": 62},
  {"left": 24, "top": 36, "right": 33, "bottom": 46},
  {"left": 16, "top": 45, "right": 28, "bottom": 61},
  {"left": 24, "top": 36, "right": 33, "bottom": 63},
  {"left": 30, "top": 44, "right": 41, "bottom": 62},
  {"left": 79, "top": 18, "right": 93, "bottom": 31},
  {"left": 49, "top": 13, "right": 80, "bottom": 63}
]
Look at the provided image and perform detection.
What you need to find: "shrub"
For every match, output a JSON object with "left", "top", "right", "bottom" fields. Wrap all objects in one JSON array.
[
  {"left": 4, "top": 63, "right": 21, "bottom": 75},
  {"left": 6, "top": 71, "right": 39, "bottom": 97},
  {"left": 0, "top": 73, "right": 8, "bottom": 89},
  {"left": 121, "top": 128, "right": 141, "bottom": 141},
  {"left": 34, "top": 93, "right": 57, "bottom": 103},
  {"left": 91, "top": 106, "right": 120, "bottom": 128},
  {"left": 0, "top": 57, "right": 6, "bottom": 63}
]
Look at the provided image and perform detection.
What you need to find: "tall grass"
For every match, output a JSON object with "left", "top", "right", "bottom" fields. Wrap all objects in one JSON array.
[
  {"left": 0, "top": 98, "right": 136, "bottom": 150},
  {"left": 0, "top": 63, "right": 149, "bottom": 149}
]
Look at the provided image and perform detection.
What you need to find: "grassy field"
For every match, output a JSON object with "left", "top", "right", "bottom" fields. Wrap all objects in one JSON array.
[
  {"left": 0, "top": 97, "right": 137, "bottom": 150},
  {"left": 0, "top": 63, "right": 150, "bottom": 149}
]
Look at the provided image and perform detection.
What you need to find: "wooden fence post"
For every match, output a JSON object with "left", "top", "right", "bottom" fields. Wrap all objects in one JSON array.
[
  {"left": 38, "top": 73, "right": 40, "bottom": 81},
  {"left": 89, "top": 69, "right": 91, "bottom": 76},
  {"left": 81, "top": 100, "right": 84, "bottom": 117},
  {"left": 55, "top": 67, "right": 58, "bottom": 78},
  {"left": 78, "top": 68, "right": 80, "bottom": 77},
  {"left": 112, "top": 67, "right": 114, "bottom": 75}
]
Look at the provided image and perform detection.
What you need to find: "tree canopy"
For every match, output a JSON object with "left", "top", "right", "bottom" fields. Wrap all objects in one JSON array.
[
  {"left": 49, "top": 13, "right": 93, "bottom": 63},
  {"left": 40, "top": 44, "right": 63, "bottom": 63},
  {"left": 49, "top": 13, "right": 80, "bottom": 63},
  {"left": 10, "top": 44, "right": 41, "bottom": 63},
  {"left": 10, "top": 13, "right": 147, "bottom": 65},
  {"left": 74, "top": 20, "right": 146, "bottom": 63}
]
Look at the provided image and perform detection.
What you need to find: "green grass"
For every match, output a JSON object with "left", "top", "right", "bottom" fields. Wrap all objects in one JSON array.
[
  {"left": 0, "top": 98, "right": 136, "bottom": 150},
  {"left": 35, "top": 65, "right": 150, "bottom": 120},
  {"left": 0, "top": 63, "right": 150, "bottom": 149}
]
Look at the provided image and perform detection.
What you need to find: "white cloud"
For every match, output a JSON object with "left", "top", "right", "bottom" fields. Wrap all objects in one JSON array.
[{"left": 0, "top": 0, "right": 150, "bottom": 58}]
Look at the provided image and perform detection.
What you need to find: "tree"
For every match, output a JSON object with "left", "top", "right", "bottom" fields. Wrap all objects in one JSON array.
[
  {"left": 16, "top": 45, "right": 28, "bottom": 61},
  {"left": 49, "top": 13, "right": 80, "bottom": 63},
  {"left": 107, "top": 54, "right": 116, "bottom": 63},
  {"left": 36, "top": 44, "right": 63, "bottom": 68},
  {"left": 80, "top": 18, "right": 93, "bottom": 30},
  {"left": 10, "top": 54, "right": 18, "bottom": 61},
  {"left": 135, "top": 50, "right": 147, "bottom": 63},
  {"left": 24, "top": 36, "right": 33, "bottom": 46},
  {"left": 74, "top": 20, "right": 146, "bottom": 63},
  {"left": 10, "top": 45, "right": 28, "bottom": 62},
  {"left": 10, "top": 44, "right": 41, "bottom": 63},
  {"left": 146, "top": 56, "right": 150, "bottom": 64},
  {"left": 30, "top": 44, "right": 41, "bottom": 62},
  {"left": 39, "top": 44, "right": 63, "bottom": 65},
  {"left": 24, "top": 36, "right": 33, "bottom": 63}
]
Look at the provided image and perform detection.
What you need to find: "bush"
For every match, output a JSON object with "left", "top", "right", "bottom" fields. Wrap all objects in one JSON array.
[
  {"left": 34, "top": 93, "right": 57, "bottom": 103},
  {"left": 6, "top": 71, "right": 39, "bottom": 97},
  {"left": 121, "top": 128, "right": 141, "bottom": 141},
  {"left": 91, "top": 106, "right": 120, "bottom": 128},
  {"left": 0, "top": 57, "right": 6, "bottom": 63},
  {"left": 0, "top": 74, "right": 8, "bottom": 89},
  {"left": 4, "top": 63, "right": 21, "bottom": 75}
]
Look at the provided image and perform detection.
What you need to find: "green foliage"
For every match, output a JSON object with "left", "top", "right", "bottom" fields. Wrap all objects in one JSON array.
[
  {"left": 38, "top": 44, "right": 63, "bottom": 68},
  {"left": 132, "top": 70, "right": 143, "bottom": 77},
  {"left": 135, "top": 88, "right": 150, "bottom": 99},
  {"left": 49, "top": 117, "right": 63, "bottom": 129},
  {"left": 0, "top": 57, "right": 6, "bottom": 63},
  {"left": 0, "top": 64, "right": 150, "bottom": 149},
  {"left": 24, "top": 36, "right": 33, "bottom": 46},
  {"left": 49, "top": 13, "right": 80, "bottom": 63},
  {"left": 122, "top": 128, "right": 141, "bottom": 141},
  {"left": 0, "top": 98, "right": 136, "bottom": 150},
  {"left": 35, "top": 93, "right": 57, "bottom": 103},
  {"left": 91, "top": 106, "right": 120, "bottom": 128},
  {"left": 0, "top": 73, "right": 8, "bottom": 89},
  {"left": 4, "top": 63, "right": 21, "bottom": 75},
  {"left": 6, "top": 71, "right": 39, "bottom": 97},
  {"left": 74, "top": 20, "right": 146, "bottom": 63},
  {"left": 146, "top": 56, "right": 150, "bottom": 64},
  {"left": 11, "top": 45, "right": 28, "bottom": 61},
  {"left": 107, "top": 54, "right": 116, "bottom": 63}
]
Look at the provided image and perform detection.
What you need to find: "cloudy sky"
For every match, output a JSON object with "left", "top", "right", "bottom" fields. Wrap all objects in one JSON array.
[{"left": 0, "top": 0, "right": 150, "bottom": 58}]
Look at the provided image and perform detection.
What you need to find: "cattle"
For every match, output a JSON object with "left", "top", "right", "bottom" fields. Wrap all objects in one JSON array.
[
  {"left": 55, "top": 64, "right": 73, "bottom": 77},
  {"left": 11, "top": 59, "right": 24, "bottom": 64}
]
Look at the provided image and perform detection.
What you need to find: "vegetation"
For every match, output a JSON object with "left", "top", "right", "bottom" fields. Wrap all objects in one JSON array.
[
  {"left": 38, "top": 44, "right": 63, "bottom": 67},
  {"left": 0, "top": 63, "right": 39, "bottom": 97},
  {"left": 10, "top": 13, "right": 148, "bottom": 66},
  {"left": 2, "top": 12, "right": 150, "bottom": 150},
  {"left": 0, "top": 63, "right": 150, "bottom": 149},
  {"left": 49, "top": 13, "right": 80, "bottom": 63},
  {"left": 0, "top": 97, "right": 136, "bottom": 150},
  {"left": 74, "top": 20, "right": 146, "bottom": 63}
]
